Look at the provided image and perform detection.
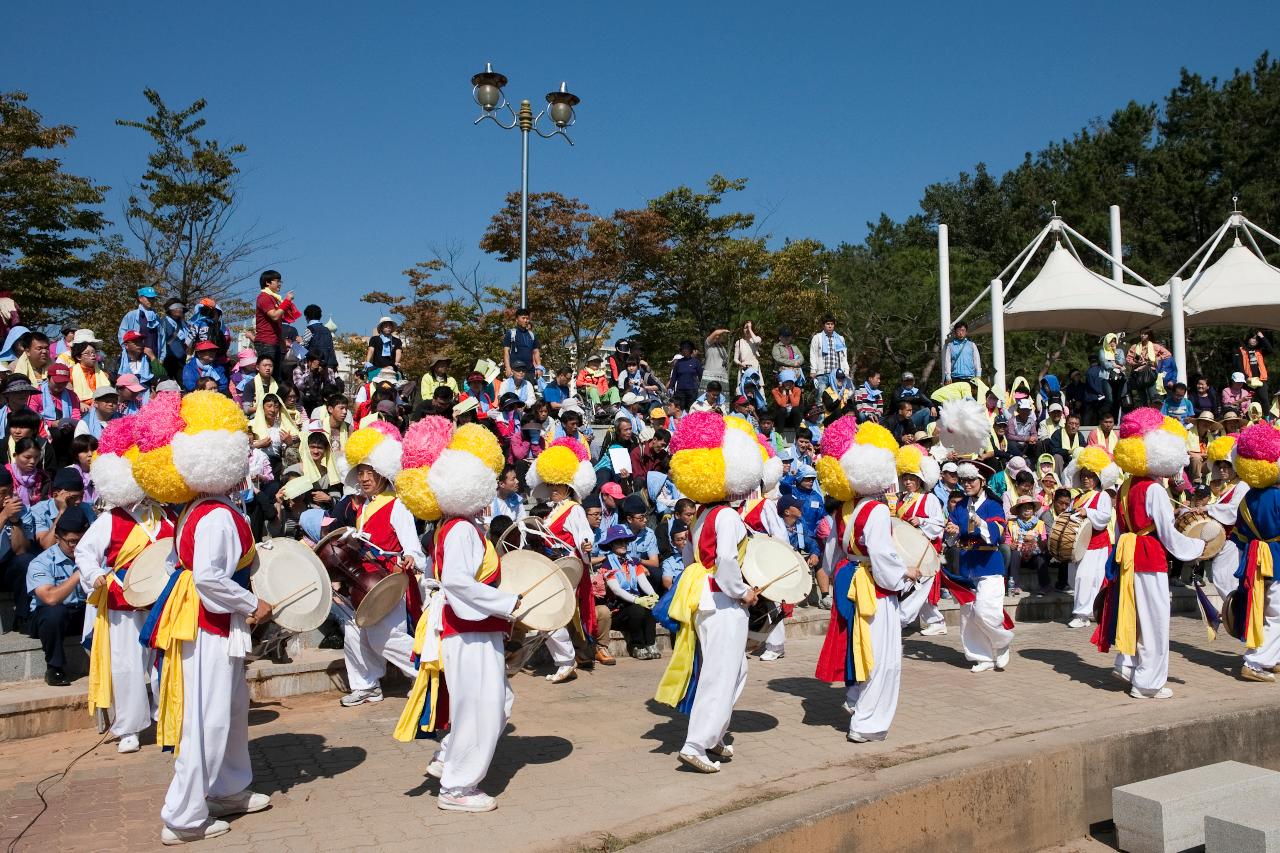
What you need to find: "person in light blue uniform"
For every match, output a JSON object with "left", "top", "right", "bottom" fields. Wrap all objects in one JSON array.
[{"left": 26, "top": 505, "right": 91, "bottom": 686}]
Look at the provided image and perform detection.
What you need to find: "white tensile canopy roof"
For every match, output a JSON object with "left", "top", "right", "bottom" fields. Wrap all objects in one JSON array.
[
  {"left": 1177, "top": 238, "right": 1280, "bottom": 329},
  {"left": 996, "top": 242, "right": 1164, "bottom": 333}
]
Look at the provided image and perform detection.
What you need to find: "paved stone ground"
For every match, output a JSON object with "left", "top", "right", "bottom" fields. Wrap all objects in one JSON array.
[{"left": 0, "top": 613, "right": 1270, "bottom": 852}]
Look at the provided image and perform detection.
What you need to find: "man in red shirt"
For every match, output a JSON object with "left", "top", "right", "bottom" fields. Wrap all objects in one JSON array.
[{"left": 253, "top": 270, "right": 295, "bottom": 382}]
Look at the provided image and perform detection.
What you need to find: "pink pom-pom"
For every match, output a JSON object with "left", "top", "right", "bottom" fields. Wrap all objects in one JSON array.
[
  {"left": 1237, "top": 423, "right": 1280, "bottom": 463},
  {"left": 402, "top": 416, "right": 453, "bottom": 469},
  {"left": 549, "top": 436, "right": 589, "bottom": 461},
  {"left": 1119, "top": 407, "right": 1164, "bottom": 439},
  {"left": 820, "top": 415, "right": 859, "bottom": 460},
  {"left": 756, "top": 433, "right": 776, "bottom": 458},
  {"left": 98, "top": 415, "right": 138, "bottom": 456},
  {"left": 669, "top": 411, "right": 725, "bottom": 453},
  {"left": 134, "top": 392, "right": 185, "bottom": 452},
  {"left": 368, "top": 420, "right": 403, "bottom": 441}
]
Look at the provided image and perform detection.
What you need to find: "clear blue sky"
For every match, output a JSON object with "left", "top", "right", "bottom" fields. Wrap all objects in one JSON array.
[{"left": 6, "top": 2, "right": 1277, "bottom": 336}]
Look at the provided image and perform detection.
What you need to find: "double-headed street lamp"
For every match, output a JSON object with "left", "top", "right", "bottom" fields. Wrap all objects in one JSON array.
[{"left": 471, "top": 62, "right": 580, "bottom": 308}]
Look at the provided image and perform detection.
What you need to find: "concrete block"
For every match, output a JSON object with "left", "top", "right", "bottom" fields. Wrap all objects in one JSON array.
[
  {"left": 1206, "top": 803, "right": 1280, "bottom": 853},
  {"left": 1113, "top": 761, "right": 1280, "bottom": 853}
]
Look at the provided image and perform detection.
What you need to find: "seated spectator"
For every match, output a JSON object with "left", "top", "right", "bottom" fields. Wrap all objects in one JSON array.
[
  {"left": 890, "top": 371, "right": 929, "bottom": 427},
  {"left": 418, "top": 354, "right": 458, "bottom": 404},
  {"left": 116, "top": 330, "right": 164, "bottom": 388},
  {"left": 599, "top": 524, "right": 660, "bottom": 660},
  {"left": 12, "top": 331, "right": 51, "bottom": 385},
  {"left": 1161, "top": 382, "right": 1194, "bottom": 425},
  {"left": 884, "top": 399, "right": 916, "bottom": 445},
  {"left": 295, "top": 353, "right": 342, "bottom": 413},
  {"left": 302, "top": 303, "right": 338, "bottom": 370},
  {"left": 770, "top": 369, "right": 803, "bottom": 432},
  {"left": 660, "top": 520, "right": 689, "bottom": 591},
  {"left": 854, "top": 370, "right": 884, "bottom": 423},
  {"left": 299, "top": 431, "right": 342, "bottom": 509},
  {"left": 822, "top": 369, "right": 856, "bottom": 425},
  {"left": 33, "top": 363, "right": 80, "bottom": 437},
  {"left": 657, "top": 496, "right": 696, "bottom": 559},
  {"left": 5, "top": 436, "right": 48, "bottom": 507},
  {"left": 114, "top": 374, "right": 146, "bottom": 414},
  {"left": 618, "top": 356, "right": 660, "bottom": 399},
  {"left": 227, "top": 348, "right": 256, "bottom": 403},
  {"left": 1048, "top": 413, "right": 1084, "bottom": 467},
  {"left": 67, "top": 434, "right": 97, "bottom": 505},
  {"left": 1087, "top": 411, "right": 1117, "bottom": 453},
  {"left": 578, "top": 355, "right": 616, "bottom": 411},
  {"left": 541, "top": 366, "right": 575, "bottom": 414},
  {"left": 241, "top": 354, "right": 281, "bottom": 416},
  {"left": 1037, "top": 402, "right": 1065, "bottom": 448},
  {"left": 790, "top": 465, "right": 825, "bottom": 543},
  {"left": 731, "top": 394, "right": 758, "bottom": 429},
  {"left": 26, "top": 504, "right": 90, "bottom": 686},
  {"left": 772, "top": 327, "right": 804, "bottom": 384},
  {"left": 251, "top": 393, "right": 300, "bottom": 475},
  {"left": 69, "top": 338, "right": 109, "bottom": 414},
  {"left": 757, "top": 413, "right": 786, "bottom": 454},
  {"left": 182, "top": 341, "right": 228, "bottom": 393},
  {"left": 1, "top": 466, "right": 36, "bottom": 632},
  {"left": 1005, "top": 399, "right": 1039, "bottom": 456},
  {"left": 458, "top": 371, "right": 495, "bottom": 420},
  {"left": 691, "top": 380, "right": 726, "bottom": 414},
  {"left": 778, "top": 494, "right": 821, "bottom": 574},
  {"left": 365, "top": 317, "right": 403, "bottom": 377},
  {"left": 22, "top": 466, "right": 94, "bottom": 551},
  {"left": 74, "top": 387, "right": 120, "bottom": 440},
  {"left": 549, "top": 402, "right": 594, "bottom": 445},
  {"left": 497, "top": 362, "right": 537, "bottom": 407},
  {"left": 629, "top": 428, "right": 670, "bottom": 489},
  {"left": 1221, "top": 372, "right": 1253, "bottom": 415},
  {"left": 1188, "top": 376, "right": 1219, "bottom": 417},
  {"left": 1006, "top": 494, "right": 1049, "bottom": 596}
]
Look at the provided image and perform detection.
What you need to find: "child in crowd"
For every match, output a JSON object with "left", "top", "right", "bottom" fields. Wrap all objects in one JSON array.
[
  {"left": 1042, "top": 488, "right": 1073, "bottom": 591},
  {"left": 1006, "top": 494, "right": 1049, "bottom": 596}
]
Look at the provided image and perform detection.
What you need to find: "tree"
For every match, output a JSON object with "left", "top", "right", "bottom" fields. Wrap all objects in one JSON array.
[
  {"left": 0, "top": 91, "right": 107, "bottom": 325},
  {"left": 116, "top": 88, "right": 277, "bottom": 314}
]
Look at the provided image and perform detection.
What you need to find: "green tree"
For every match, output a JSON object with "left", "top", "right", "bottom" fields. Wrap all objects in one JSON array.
[{"left": 0, "top": 91, "right": 107, "bottom": 325}]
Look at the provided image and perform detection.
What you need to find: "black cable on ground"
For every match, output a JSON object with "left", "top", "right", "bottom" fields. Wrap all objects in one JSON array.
[{"left": 6, "top": 730, "right": 111, "bottom": 853}]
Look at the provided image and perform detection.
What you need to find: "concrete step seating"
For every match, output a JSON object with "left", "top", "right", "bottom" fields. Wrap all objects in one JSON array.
[{"left": 1113, "top": 761, "right": 1280, "bottom": 853}]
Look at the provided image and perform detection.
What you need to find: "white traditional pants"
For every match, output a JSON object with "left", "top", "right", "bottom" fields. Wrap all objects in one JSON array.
[
  {"left": 440, "top": 631, "right": 508, "bottom": 794},
  {"left": 1114, "top": 572, "right": 1169, "bottom": 694},
  {"left": 1211, "top": 541, "right": 1241, "bottom": 601},
  {"left": 333, "top": 601, "right": 416, "bottom": 691},
  {"left": 899, "top": 580, "right": 932, "bottom": 627},
  {"left": 1244, "top": 581, "right": 1280, "bottom": 673},
  {"left": 846, "top": 596, "right": 901, "bottom": 740},
  {"left": 960, "top": 575, "right": 1013, "bottom": 664},
  {"left": 1069, "top": 548, "right": 1108, "bottom": 619},
  {"left": 917, "top": 598, "right": 945, "bottom": 629},
  {"left": 542, "top": 627, "right": 576, "bottom": 667},
  {"left": 763, "top": 617, "right": 785, "bottom": 654},
  {"left": 161, "top": 630, "right": 251, "bottom": 831},
  {"left": 681, "top": 591, "right": 748, "bottom": 760},
  {"left": 106, "top": 609, "right": 155, "bottom": 737}
]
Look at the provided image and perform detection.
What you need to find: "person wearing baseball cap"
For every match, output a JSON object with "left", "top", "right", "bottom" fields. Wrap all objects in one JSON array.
[
  {"left": 119, "top": 285, "right": 162, "bottom": 360},
  {"left": 73, "top": 386, "right": 119, "bottom": 439},
  {"left": 182, "top": 341, "right": 228, "bottom": 393},
  {"left": 117, "top": 328, "right": 162, "bottom": 389},
  {"left": 114, "top": 373, "right": 147, "bottom": 414},
  {"left": 34, "top": 363, "right": 81, "bottom": 433}
]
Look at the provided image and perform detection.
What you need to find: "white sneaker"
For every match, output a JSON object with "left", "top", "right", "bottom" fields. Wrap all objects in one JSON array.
[
  {"left": 117, "top": 733, "right": 140, "bottom": 754},
  {"left": 427, "top": 752, "right": 444, "bottom": 779},
  {"left": 971, "top": 661, "right": 995, "bottom": 673},
  {"left": 707, "top": 742, "right": 734, "bottom": 759},
  {"left": 438, "top": 788, "right": 497, "bottom": 812},
  {"left": 1111, "top": 669, "right": 1132, "bottom": 684},
  {"left": 847, "top": 732, "right": 870, "bottom": 743},
  {"left": 995, "top": 647, "right": 1011, "bottom": 670},
  {"left": 1066, "top": 617, "right": 1088, "bottom": 629},
  {"left": 818, "top": 593, "right": 833, "bottom": 610},
  {"left": 759, "top": 649, "right": 784, "bottom": 662},
  {"left": 841, "top": 701, "right": 855, "bottom": 715},
  {"left": 676, "top": 751, "right": 721, "bottom": 773},
  {"left": 546, "top": 665, "right": 577, "bottom": 684},
  {"left": 919, "top": 623, "right": 948, "bottom": 636},
  {"left": 206, "top": 790, "right": 271, "bottom": 818},
  {"left": 340, "top": 686, "right": 383, "bottom": 707},
  {"left": 161, "top": 820, "right": 230, "bottom": 845},
  {"left": 1129, "top": 687, "right": 1173, "bottom": 700}
]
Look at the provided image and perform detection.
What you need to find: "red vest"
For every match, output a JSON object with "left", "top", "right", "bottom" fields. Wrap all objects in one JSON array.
[
  {"left": 1119, "top": 478, "right": 1167, "bottom": 573},
  {"left": 848, "top": 500, "right": 895, "bottom": 598},
  {"left": 739, "top": 499, "right": 767, "bottom": 534},
  {"left": 355, "top": 497, "right": 399, "bottom": 572},
  {"left": 897, "top": 493, "right": 943, "bottom": 554},
  {"left": 434, "top": 518, "right": 509, "bottom": 636},
  {"left": 104, "top": 507, "right": 175, "bottom": 611},
  {"left": 1219, "top": 484, "right": 1240, "bottom": 538},
  {"left": 177, "top": 500, "right": 254, "bottom": 636},
  {"left": 1076, "top": 491, "right": 1112, "bottom": 551}
]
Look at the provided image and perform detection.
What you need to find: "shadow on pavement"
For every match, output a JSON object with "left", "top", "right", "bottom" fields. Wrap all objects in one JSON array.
[
  {"left": 249, "top": 733, "right": 367, "bottom": 795},
  {"left": 1169, "top": 638, "right": 1239, "bottom": 679},
  {"left": 486, "top": 734, "right": 574, "bottom": 795},
  {"left": 1018, "top": 647, "right": 1124, "bottom": 691},
  {"left": 903, "top": 638, "right": 969, "bottom": 668},
  {"left": 765, "top": 677, "right": 844, "bottom": 731}
]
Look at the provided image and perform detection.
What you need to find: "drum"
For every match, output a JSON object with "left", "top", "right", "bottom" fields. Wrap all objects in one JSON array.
[
  {"left": 741, "top": 537, "right": 813, "bottom": 604},
  {"left": 1221, "top": 587, "right": 1246, "bottom": 639},
  {"left": 498, "top": 550, "right": 576, "bottom": 633},
  {"left": 891, "top": 518, "right": 941, "bottom": 579},
  {"left": 313, "top": 526, "right": 410, "bottom": 629},
  {"left": 1175, "top": 512, "right": 1227, "bottom": 560},
  {"left": 1048, "top": 513, "right": 1091, "bottom": 564},
  {"left": 555, "top": 555, "right": 584, "bottom": 588},
  {"left": 122, "top": 538, "right": 175, "bottom": 608},
  {"left": 250, "top": 538, "right": 333, "bottom": 634}
]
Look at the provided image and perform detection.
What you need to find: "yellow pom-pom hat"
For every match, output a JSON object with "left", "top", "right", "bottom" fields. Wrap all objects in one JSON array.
[
  {"left": 129, "top": 390, "right": 250, "bottom": 503},
  {"left": 896, "top": 444, "right": 940, "bottom": 491},
  {"left": 1207, "top": 435, "right": 1237, "bottom": 465},
  {"left": 343, "top": 422, "right": 403, "bottom": 488},
  {"left": 817, "top": 415, "right": 899, "bottom": 499},
  {"left": 396, "top": 417, "right": 505, "bottom": 520},
  {"left": 1233, "top": 423, "right": 1280, "bottom": 489},
  {"left": 668, "top": 412, "right": 764, "bottom": 504},
  {"left": 527, "top": 436, "right": 596, "bottom": 501},
  {"left": 1113, "top": 409, "right": 1189, "bottom": 479},
  {"left": 1063, "top": 445, "right": 1122, "bottom": 491}
]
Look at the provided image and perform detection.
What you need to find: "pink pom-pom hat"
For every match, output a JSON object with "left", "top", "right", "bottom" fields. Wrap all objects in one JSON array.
[
  {"left": 756, "top": 433, "right": 777, "bottom": 458},
  {"left": 134, "top": 392, "right": 185, "bottom": 452},
  {"left": 669, "top": 411, "right": 726, "bottom": 453},
  {"left": 368, "top": 420, "right": 403, "bottom": 441},
  {"left": 402, "top": 416, "right": 453, "bottom": 469},
  {"left": 549, "top": 436, "right": 589, "bottom": 461},
  {"left": 1237, "top": 422, "right": 1280, "bottom": 463},
  {"left": 98, "top": 415, "right": 139, "bottom": 456},
  {"left": 1118, "top": 407, "right": 1164, "bottom": 439},
  {"left": 820, "top": 415, "right": 859, "bottom": 460}
]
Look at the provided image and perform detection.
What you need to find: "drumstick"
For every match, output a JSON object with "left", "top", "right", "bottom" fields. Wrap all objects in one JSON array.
[
  {"left": 271, "top": 582, "right": 319, "bottom": 611},
  {"left": 511, "top": 590, "right": 563, "bottom": 624},
  {"left": 756, "top": 566, "right": 800, "bottom": 595},
  {"left": 519, "top": 565, "right": 564, "bottom": 598}
]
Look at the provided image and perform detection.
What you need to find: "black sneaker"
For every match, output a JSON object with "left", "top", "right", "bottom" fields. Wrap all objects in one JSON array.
[{"left": 45, "top": 668, "right": 71, "bottom": 687}]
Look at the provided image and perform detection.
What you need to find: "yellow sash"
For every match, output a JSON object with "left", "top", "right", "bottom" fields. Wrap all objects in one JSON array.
[
  {"left": 357, "top": 493, "right": 395, "bottom": 533},
  {"left": 1239, "top": 501, "right": 1276, "bottom": 650},
  {"left": 1110, "top": 481, "right": 1153, "bottom": 656},
  {"left": 85, "top": 521, "right": 153, "bottom": 714},
  {"left": 394, "top": 534, "right": 500, "bottom": 741},
  {"left": 844, "top": 500, "right": 881, "bottom": 681}
]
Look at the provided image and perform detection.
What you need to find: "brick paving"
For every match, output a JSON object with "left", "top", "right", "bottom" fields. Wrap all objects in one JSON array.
[{"left": 0, "top": 613, "right": 1273, "bottom": 852}]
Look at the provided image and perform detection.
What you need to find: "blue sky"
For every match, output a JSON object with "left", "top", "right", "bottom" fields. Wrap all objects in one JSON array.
[{"left": 6, "top": 2, "right": 1278, "bottom": 336}]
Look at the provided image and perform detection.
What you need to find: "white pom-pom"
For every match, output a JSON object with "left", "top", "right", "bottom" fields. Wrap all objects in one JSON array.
[
  {"left": 1144, "top": 430, "right": 1189, "bottom": 479},
  {"left": 428, "top": 449, "right": 498, "bottom": 518},
  {"left": 172, "top": 430, "right": 250, "bottom": 496},
  {"left": 572, "top": 460, "right": 597, "bottom": 500},
  {"left": 1062, "top": 457, "right": 1082, "bottom": 489},
  {"left": 1100, "top": 463, "right": 1123, "bottom": 491},
  {"left": 916, "top": 455, "right": 941, "bottom": 491},
  {"left": 761, "top": 456, "right": 784, "bottom": 493},
  {"left": 841, "top": 445, "right": 898, "bottom": 496},
  {"left": 722, "top": 429, "right": 764, "bottom": 499},
  {"left": 928, "top": 444, "right": 949, "bottom": 465},
  {"left": 364, "top": 438, "right": 403, "bottom": 483},
  {"left": 90, "top": 453, "right": 145, "bottom": 509},
  {"left": 938, "top": 399, "right": 990, "bottom": 457}
]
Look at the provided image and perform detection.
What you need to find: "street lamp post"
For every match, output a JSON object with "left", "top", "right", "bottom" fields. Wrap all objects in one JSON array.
[{"left": 471, "top": 63, "right": 580, "bottom": 309}]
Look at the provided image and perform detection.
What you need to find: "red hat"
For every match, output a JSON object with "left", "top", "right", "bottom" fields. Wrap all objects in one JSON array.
[
  {"left": 48, "top": 363, "right": 71, "bottom": 382},
  {"left": 122, "top": 330, "right": 145, "bottom": 344},
  {"left": 467, "top": 372, "right": 486, "bottom": 384},
  {"left": 600, "top": 482, "right": 624, "bottom": 500},
  {"left": 194, "top": 341, "right": 219, "bottom": 353}
]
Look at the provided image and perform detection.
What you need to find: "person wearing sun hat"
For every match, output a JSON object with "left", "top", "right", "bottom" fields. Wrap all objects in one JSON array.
[
  {"left": 1061, "top": 447, "right": 1121, "bottom": 629},
  {"left": 894, "top": 444, "right": 947, "bottom": 637},
  {"left": 390, "top": 415, "right": 521, "bottom": 813},
  {"left": 330, "top": 422, "right": 428, "bottom": 709},
  {"left": 74, "top": 414, "right": 176, "bottom": 756},
  {"left": 121, "top": 391, "right": 271, "bottom": 844},
  {"left": 655, "top": 411, "right": 763, "bottom": 772},
  {"left": 1092, "top": 409, "right": 1205, "bottom": 699},
  {"left": 811, "top": 415, "right": 920, "bottom": 743},
  {"left": 1204, "top": 434, "right": 1248, "bottom": 602}
]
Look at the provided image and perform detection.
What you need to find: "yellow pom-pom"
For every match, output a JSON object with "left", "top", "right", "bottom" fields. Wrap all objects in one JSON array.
[
  {"left": 1160, "top": 416, "right": 1186, "bottom": 438},
  {"left": 345, "top": 428, "right": 384, "bottom": 468},
  {"left": 133, "top": 446, "right": 197, "bottom": 505},
  {"left": 1236, "top": 456, "right": 1279, "bottom": 489},
  {"left": 124, "top": 446, "right": 140, "bottom": 464},
  {"left": 1076, "top": 446, "right": 1112, "bottom": 475},
  {"left": 855, "top": 422, "right": 899, "bottom": 453},
  {"left": 896, "top": 445, "right": 924, "bottom": 476},
  {"left": 396, "top": 466, "right": 441, "bottom": 521},
  {"left": 817, "top": 454, "right": 853, "bottom": 503},
  {"left": 1207, "top": 435, "right": 1237, "bottom": 464},
  {"left": 723, "top": 416, "right": 756, "bottom": 438},
  {"left": 1113, "top": 437, "right": 1147, "bottom": 477},
  {"left": 670, "top": 448, "right": 726, "bottom": 504},
  {"left": 181, "top": 390, "right": 247, "bottom": 434},
  {"left": 450, "top": 423, "right": 504, "bottom": 474},
  {"left": 536, "top": 445, "right": 580, "bottom": 486}
]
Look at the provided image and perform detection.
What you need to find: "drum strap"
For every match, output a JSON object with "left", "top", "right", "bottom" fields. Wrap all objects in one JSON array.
[{"left": 1237, "top": 502, "right": 1277, "bottom": 650}]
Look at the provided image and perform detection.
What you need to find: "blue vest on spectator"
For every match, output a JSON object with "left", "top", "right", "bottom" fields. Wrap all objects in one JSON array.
[{"left": 947, "top": 339, "right": 977, "bottom": 379}]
